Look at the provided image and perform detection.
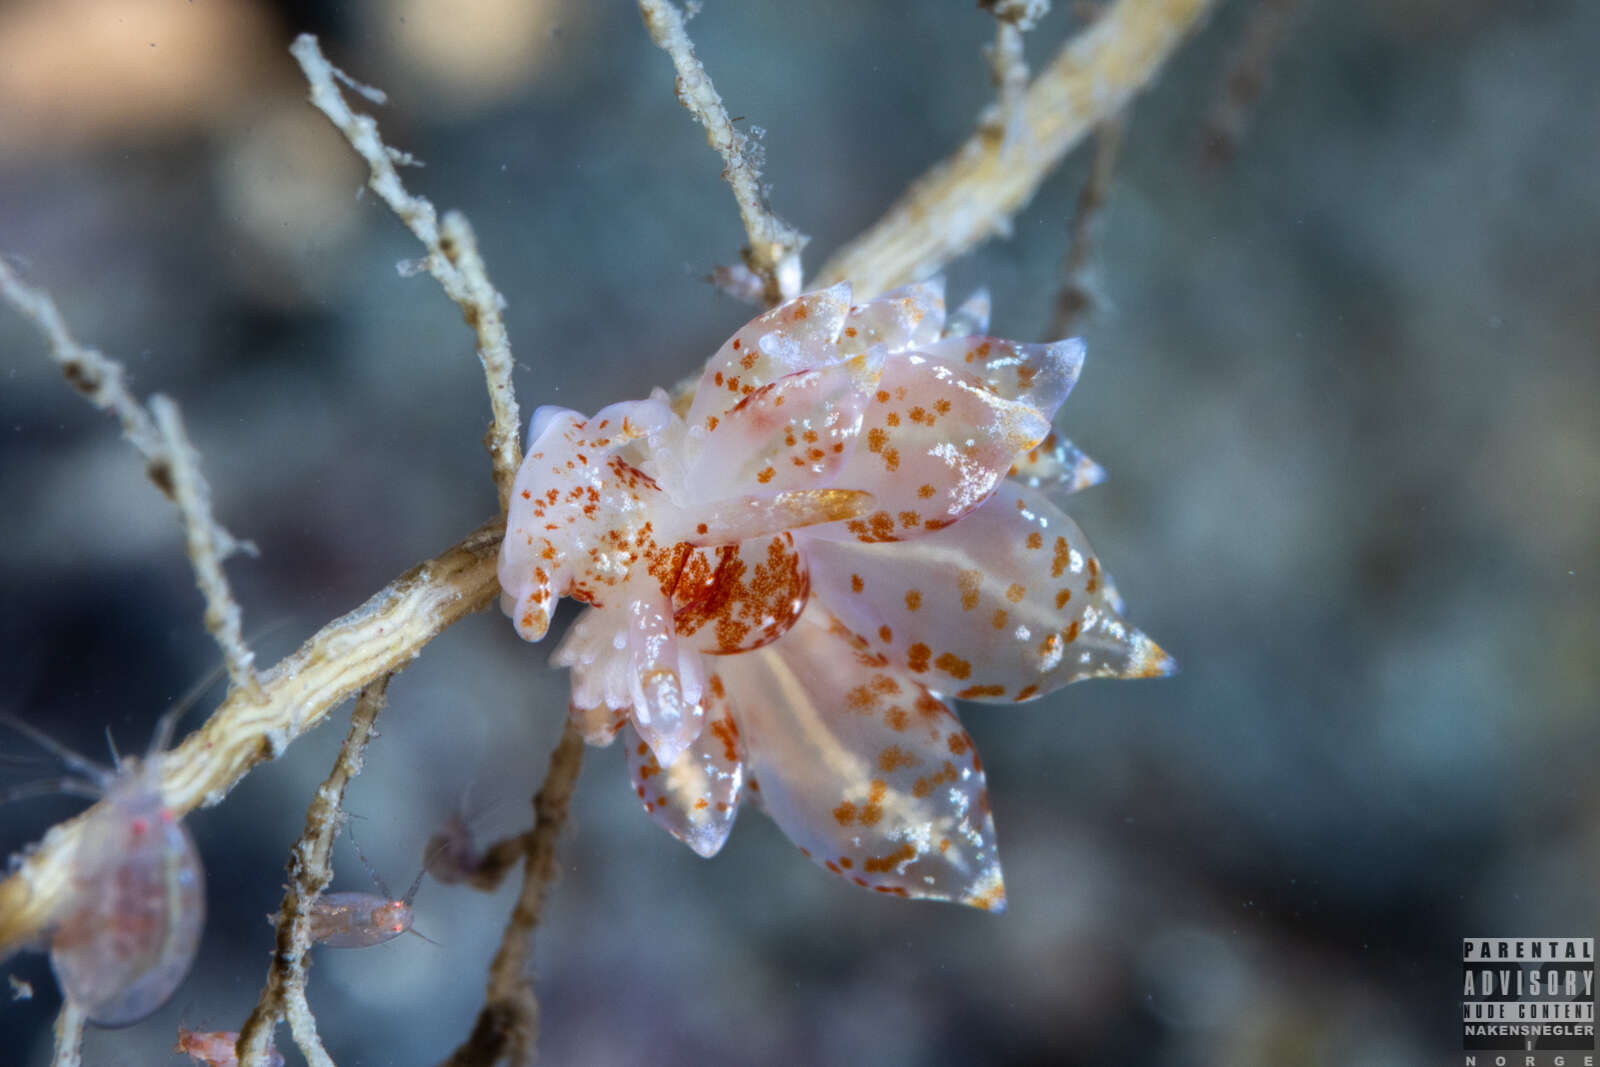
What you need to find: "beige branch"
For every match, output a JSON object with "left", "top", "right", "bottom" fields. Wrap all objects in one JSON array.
[
  {"left": 289, "top": 34, "right": 523, "bottom": 513},
  {"left": 0, "top": 260, "right": 263, "bottom": 700},
  {"left": 50, "top": 999, "right": 85, "bottom": 1067},
  {"left": 1197, "top": 0, "right": 1304, "bottom": 169},
  {"left": 0, "top": 520, "right": 503, "bottom": 957},
  {"left": 815, "top": 0, "right": 1215, "bottom": 300},
  {"left": 238, "top": 677, "right": 390, "bottom": 1067},
  {"left": 1048, "top": 112, "right": 1127, "bottom": 337},
  {"left": 439, "top": 722, "right": 584, "bottom": 1067},
  {"left": 981, "top": 13, "right": 1035, "bottom": 149},
  {"left": 637, "top": 0, "right": 807, "bottom": 306}
]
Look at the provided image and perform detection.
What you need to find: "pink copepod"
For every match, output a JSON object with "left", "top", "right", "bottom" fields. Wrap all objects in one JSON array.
[
  {"left": 421, "top": 809, "right": 482, "bottom": 887},
  {"left": 1, "top": 709, "right": 205, "bottom": 1027},
  {"left": 175, "top": 1024, "right": 283, "bottom": 1067},
  {"left": 420, "top": 781, "right": 507, "bottom": 887},
  {"left": 305, "top": 826, "right": 430, "bottom": 949}
]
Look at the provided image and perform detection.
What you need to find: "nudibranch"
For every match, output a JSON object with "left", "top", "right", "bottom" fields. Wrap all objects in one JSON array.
[{"left": 498, "top": 280, "right": 1172, "bottom": 909}]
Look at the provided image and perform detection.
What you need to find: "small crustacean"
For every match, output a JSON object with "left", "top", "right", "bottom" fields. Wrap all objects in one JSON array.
[
  {"left": 306, "top": 826, "right": 431, "bottom": 948},
  {"left": 174, "top": 1024, "right": 283, "bottom": 1067},
  {"left": 421, "top": 783, "right": 508, "bottom": 887},
  {"left": 422, "top": 809, "right": 481, "bottom": 887},
  {"left": 0, "top": 708, "right": 204, "bottom": 1027}
]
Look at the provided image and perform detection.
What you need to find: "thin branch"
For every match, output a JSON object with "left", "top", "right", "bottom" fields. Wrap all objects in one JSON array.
[
  {"left": 637, "top": 0, "right": 807, "bottom": 307},
  {"left": 815, "top": 0, "right": 1216, "bottom": 300},
  {"left": 150, "top": 397, "right": 264, "bottom": 701},
  {"left": 0, "top": 260, "right": 263, "bottom": 700},
  {"left": 439, "top": 722, "right": 584, "bottom": 1067},
  {"left": 1047, "top": 112, "right": 1127, "bottom": 337},
  {"left": 288, "top": 35, "right": 523, "bottom": 513},
  {"left": 1196, "top": 0, "right": 1304, "bottom": 169},
  {"left": 238, "top": 677, "right": 390, "bottom": 1067},
  {"left": 0, "top": 518, "right": 503, "bottom": 957},
  {"left": 50, "top": 999, "right": 85, "bottom": 1067},
  {"left": 980, "top": 0, "right": 1049, "bottom": 148}
]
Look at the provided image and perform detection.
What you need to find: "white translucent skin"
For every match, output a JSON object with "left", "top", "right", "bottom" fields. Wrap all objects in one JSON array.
[
  {"left": 497, "top": 281, "right": 1172, "bottom": 907},
  {"left": 49, "top": 760, "right": 204, "bottom": 1027}
]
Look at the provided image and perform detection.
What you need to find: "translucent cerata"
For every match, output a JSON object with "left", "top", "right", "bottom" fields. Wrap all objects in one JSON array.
[{"left": 499, "top": 280, "right": 1173, "bottom": 910}]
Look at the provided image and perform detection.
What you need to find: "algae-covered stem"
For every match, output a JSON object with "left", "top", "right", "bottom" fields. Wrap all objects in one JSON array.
[
  {"left": 0, "top": 261, "right": 263, "bottom": 703},
  {"left": 50, "top": 999, "right": 86, "bottom": 1067},
  {"left": 439, "top": 722, "right": 585, "bottom": 1067},
  {"left": 288, "top": 34, "right": 523, "bottom": 514},
  {"left": 637, "top": 0, "right": 809, "bottom": 307},
  {"left": 816, "top": 0, "right": 1217, "bottom": 296},
  {"left": 238, "top": 677, "right": 390, "bottom": 1067}
]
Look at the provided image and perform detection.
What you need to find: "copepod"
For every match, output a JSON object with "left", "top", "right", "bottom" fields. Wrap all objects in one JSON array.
[
  {"left": 175, "top": 1023, "right": 283, "bottom": 1067},
  {"left": 422, "top": 782, "right": 502, "bottom": 887},
  {"left": 305, "top": 823, "right": 431, "bottom": 948},
  {"left": 1, "top": 706, "right": 205, "bottom": 1027}
]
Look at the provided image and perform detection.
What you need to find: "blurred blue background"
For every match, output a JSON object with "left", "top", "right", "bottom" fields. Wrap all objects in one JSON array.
[{"left": 1, "top": 1, "right": 1596, "bottom": 1064}]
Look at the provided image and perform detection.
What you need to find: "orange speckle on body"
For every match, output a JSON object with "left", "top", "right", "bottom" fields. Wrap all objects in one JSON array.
[
  {"left": 1026, "top": 531, "right": 1043, "bottom": 550},
  {"left": 1065, "top": 620, "right": 1080, "bottom": 642},
  {"left": 1055, "top": 588, "right": 1072, "bottom": 610},
  {"left": 1015, "top": 684, "right": 1039, "bottom": 701},
  {"left": 1005, "top": 583, "right": 1026, "bottom": 603},
  {"left": 907, "top": 642, "right": 931, "bottom": 672},
  {"left": 863, "top": 842, "right": 916, "bottom": 874},
  {"left": 956, "top": 684, "right": 1005, "bottom": 699},
  {"left": 935, "top": 652, "right": 972, "bottom": 680},
  {"left": 991, "top": 608, "right": 1008, "bottom": 630},
  {"left": 878, "top": 745, "right": 919, "bottom": 772},
  {"left": 845, "top": 684, "right": 878, "bottom": 713},
  {"left": 878, "top": 625, "right": 893, "bottom": 643},
  {"left": 708, "top": 717, "right": 741, "bottom": 762},
  {"left": 905, "top": 589, "right": 923, "bottom": 611},
  {"left": 867, "top": 427, "right": 887, "bottom": 453},
  {"left": 1051, "top": 536, "right": 1071, "bottom": 578},
  {"left": 958, "top": 569, "right": 982, "bottom": 610}
]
